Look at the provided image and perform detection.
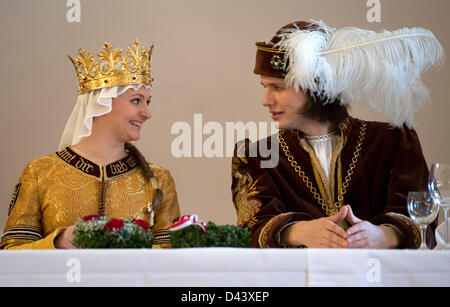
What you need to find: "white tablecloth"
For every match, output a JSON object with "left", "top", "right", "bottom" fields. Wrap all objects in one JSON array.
[{"left": 0, "top": 248, "right": 449, "bottom": 287}]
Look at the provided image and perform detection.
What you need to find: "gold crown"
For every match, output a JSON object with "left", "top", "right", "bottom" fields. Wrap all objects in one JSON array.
[{"left": 68, "top": 39, "right": 154, "bottom": 94}]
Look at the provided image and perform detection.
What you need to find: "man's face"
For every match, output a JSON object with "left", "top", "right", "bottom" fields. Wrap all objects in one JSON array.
[{"left": 260, "top": 76, "right": 308, "bottom": 130}]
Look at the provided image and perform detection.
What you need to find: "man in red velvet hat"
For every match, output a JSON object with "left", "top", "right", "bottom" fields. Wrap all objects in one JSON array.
[{"left": 231, "top": 20, "right": 443, "bottom": 248}]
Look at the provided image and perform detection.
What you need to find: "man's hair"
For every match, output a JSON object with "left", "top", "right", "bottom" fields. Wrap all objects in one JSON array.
[{"left": 301, "top": 90, "right": 349, "bottom": 128}]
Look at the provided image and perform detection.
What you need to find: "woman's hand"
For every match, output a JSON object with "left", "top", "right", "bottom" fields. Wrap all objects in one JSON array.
[
  {"left": 281, "top": 206, "right": 349, "bottom": 248},
  {"left": 345, "top": 206, "right": 399, "bottom": 249},
  {"left": 54, "top": 225, "right": 76, "bottom": 249}
]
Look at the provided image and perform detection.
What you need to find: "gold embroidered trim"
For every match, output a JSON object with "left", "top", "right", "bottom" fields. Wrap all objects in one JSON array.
[
  {"left": 232, "top": 153, "right": 262, "bottom": 228},
  {"left": 278, "top": 119, "right": 367, "bottom": 216},
  {"left": 8, "top": 183, "right": 22, "bottom": 216},
  {"left": 299, "top": 138, "right": 333, "bottom": 212},
  {"left": 1, "top": 225, "right": 43, "bottom": 246},
  {"left": 154, "top": 229, "right": 171, "bottom": 244},
  {"left": 329, "top": 134, "right": 345, "bottom": 205},
  {"left": 258, "top": 213, "right": 293, "bottom": 248},
  {"left": 256, "top": 45, "right": 286, "bottom": 54},
  {"left": 336, "top": 122, "right": 367, "bottom": 206},
  {"left": 385, "top": 212, "right": 421, "bottom": 248},
  {"left": 247, "top": 216, "right": 258, "bottom": 229},
  {"left": 55, "top": 147, "right": 139, "bottom": 180},
  {"left": 51, "top": 153, "right": 100, "bottom": 181}
]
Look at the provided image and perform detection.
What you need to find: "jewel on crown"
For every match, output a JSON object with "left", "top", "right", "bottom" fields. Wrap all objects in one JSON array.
[{"left": 68, "top": 39, "right": 154, "bottom": 94}]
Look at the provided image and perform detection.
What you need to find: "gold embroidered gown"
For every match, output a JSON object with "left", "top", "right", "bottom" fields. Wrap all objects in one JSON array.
[{"left": 1, "top": 147, "right": 180, "bottom": 249}]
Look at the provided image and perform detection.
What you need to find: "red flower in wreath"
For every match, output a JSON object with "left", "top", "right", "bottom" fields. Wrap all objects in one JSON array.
[
  {"left": 131, "top": 219, "right": 149, "bottom": 231},
  {"left": 82, "top": 214, "right": 101, "bottom": 222},
  {"left": 104, "top": 218, "right": 124, "bottom": 231}
]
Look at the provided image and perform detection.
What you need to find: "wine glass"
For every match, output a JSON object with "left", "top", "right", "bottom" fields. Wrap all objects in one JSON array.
[
  {"left": 429, "top": 163, "right": 450, "bottom": 250},
  {"left": 407, "top": 191, "right": 439, "bottom": 250}
]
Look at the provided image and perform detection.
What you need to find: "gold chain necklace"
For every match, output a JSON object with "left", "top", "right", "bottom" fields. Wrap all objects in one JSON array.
[{"left": 278, "top": 120, "right": 367, "bottom": 215}]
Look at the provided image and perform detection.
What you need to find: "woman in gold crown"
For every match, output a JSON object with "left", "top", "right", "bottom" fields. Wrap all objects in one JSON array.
[
  {"left": 1, "top": 40, "right": 181, "bottom": 249},
  {"left": 232, "top": 21, "right": 444, "bottom": 249}
]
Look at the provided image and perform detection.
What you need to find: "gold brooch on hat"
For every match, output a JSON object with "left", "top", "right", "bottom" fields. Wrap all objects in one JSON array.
[{"left": 270, "top": 54, "right": 285, "bottom": 70}]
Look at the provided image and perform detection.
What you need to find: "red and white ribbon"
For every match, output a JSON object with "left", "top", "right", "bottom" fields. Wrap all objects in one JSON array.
[{"left": 168, "top": 214, "right": 207, "bottom": 232}]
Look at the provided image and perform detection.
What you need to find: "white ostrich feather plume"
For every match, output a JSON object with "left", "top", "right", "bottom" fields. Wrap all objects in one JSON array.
[{"left": 274, "top": 20, "right": 444, "bottom": 128}]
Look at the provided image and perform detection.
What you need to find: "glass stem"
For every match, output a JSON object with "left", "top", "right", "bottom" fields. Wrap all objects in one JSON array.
[
  {"left": 444, "top": 207, "right": 449, "bottom": 245},
  {"left": 419, "top": 225, "right": 427, "bottom": 249}
]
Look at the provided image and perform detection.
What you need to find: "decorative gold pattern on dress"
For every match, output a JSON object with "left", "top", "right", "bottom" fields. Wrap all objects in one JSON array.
[
  {"left": 58, "top": 166, "right": 91, "bottom": 189},
  {"left": 0, "top": 225, "right": 42, "bottom": 248},
  {"left": 153, "top": 229, "right": 171, "bottom": 244},
  {"left": 125, "top": 156, "right": 137, "bottom": 168},
  {"left": 56, "top": 147, "right": 139, "bottom": 180},
  {"left": 55, "top": 147, "right": 144, "bottom": 216},
  {"left": 8, "top": 183, "right": 21, "bottom": 216},
  {"left": 59, "top": 148, "right": 94, "bottom": 173},
  {"left": 1, "top": 154, "right": 181, "bottom": 249},
  {"left": 109, "top": 160, "right": 129, "bottom": 175},
  {"left": 148, "top": 167, "right": 181, "bottom": 237},
  {"left": 278, "top": 119, "right": 367, "bottom": 216},
  {"left": 98, "top": 179, "right": 107, "bottom": 216},
  {"left": 104, "top": 170, "right": 151, "bottom": 219},
  {"left": 118, "top": 173, "right": 145, "bottom": 194},
  {"left": 58, "top": 148, "right": 77, "bottom": 164}
]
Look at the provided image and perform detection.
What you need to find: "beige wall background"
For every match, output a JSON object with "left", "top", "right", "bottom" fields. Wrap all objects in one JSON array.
[{"left": 0, "top": 0, "right": 449, "bottom": 232}]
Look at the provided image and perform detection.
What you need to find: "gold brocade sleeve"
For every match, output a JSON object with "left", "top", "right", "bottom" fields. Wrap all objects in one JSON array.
[
  {"left": 1, "top": 162, "right": 60, "bottom": 249},
  {"left": 150, "top": 165, "right": 181, "bottom": 248},
  {"left": 3, "top": 228, "right": 67, "bottom": 249}
]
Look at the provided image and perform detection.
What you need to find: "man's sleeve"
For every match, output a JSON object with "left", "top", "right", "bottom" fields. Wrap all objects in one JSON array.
[
  {"left": 370, "top": 126, "right": 430, "bottom": 249},
  {"left": 231, "top": 139, "right": 313, "bottom": 248}
]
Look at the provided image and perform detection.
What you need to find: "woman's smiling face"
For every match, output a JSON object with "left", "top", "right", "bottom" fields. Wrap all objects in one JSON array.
[{"left": 94, "top": 86, "right": 152, "bottom": 142}]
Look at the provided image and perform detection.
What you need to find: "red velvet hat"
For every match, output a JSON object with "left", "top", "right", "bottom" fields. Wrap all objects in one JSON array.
[
  {"left": 254, "top": 21, "right": 318, "bottom": 78},
  {"left": 252, "top": 20, "right": 443, "bottom": 128}
]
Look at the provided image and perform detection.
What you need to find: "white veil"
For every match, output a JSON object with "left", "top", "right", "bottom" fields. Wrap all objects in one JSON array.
[{"left": 58, "top": 84, "right": 150, "bottom": 150}]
